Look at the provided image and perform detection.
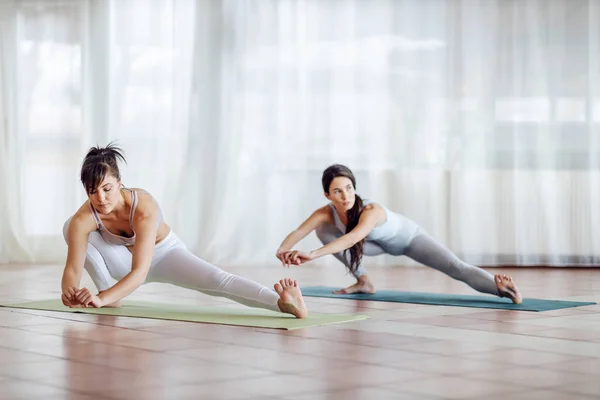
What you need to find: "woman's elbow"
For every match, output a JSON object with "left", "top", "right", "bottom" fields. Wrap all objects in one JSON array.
[
  {"left": 346, "top": 236, "right": 360, "bottom": 247},
  {"left": 136, "top": 274, "right": 148, "bottom": 287},
  {"left": 131, "top": 271, "right": 148, "bottom": 288}
]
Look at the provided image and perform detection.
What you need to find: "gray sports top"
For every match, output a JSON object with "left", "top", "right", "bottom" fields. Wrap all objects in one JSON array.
[{"left": 328, "top": 198, "right": 420, "bottom": 254}]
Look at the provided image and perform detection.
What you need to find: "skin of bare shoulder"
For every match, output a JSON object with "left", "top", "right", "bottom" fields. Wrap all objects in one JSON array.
[
  {"left": 132, "top": 190, "right": 155, "bottom": 218},
  {"left": 132, "top": 190, "right": 170, "bottom": 242},
  {"left": 317, "top": 204, "right": 335, "bottom": 225},
  {"left": 361, "top": 203, "right": 386, "bottom": 227},
  {"left": 70, "top": 201, "right": 98, "bottom": 235}
]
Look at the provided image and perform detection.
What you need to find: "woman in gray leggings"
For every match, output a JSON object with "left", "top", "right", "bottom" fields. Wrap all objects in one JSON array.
[{"left": 276, "top": 164, "right": 522, "bottom": 304}]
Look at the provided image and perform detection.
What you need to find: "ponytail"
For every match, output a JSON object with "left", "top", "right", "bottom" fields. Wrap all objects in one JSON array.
[{"left": 344, "top": 194, "right": 365, "bottom": 274}]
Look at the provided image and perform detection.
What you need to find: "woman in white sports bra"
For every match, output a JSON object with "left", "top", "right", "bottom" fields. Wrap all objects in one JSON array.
[
  {"left": 276, "top": 164, "right": 522, "bottom": 304},
  {"left": 61, "top": 143, "right": 307, "bottom": 318}
]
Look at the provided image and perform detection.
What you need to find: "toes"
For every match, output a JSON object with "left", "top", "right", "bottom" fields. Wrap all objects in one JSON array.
[
  {"left": 279, "top": 279, "right": 287, "bottom": 288},
  {"left": 293, "top": 279, "right": 298, "bottom": 287},
  {"left": 496, "top": 274, "right": 514, "bottom": 284},
  {"left": 274, "top": 283, "right": 283, "bottom": 294}
]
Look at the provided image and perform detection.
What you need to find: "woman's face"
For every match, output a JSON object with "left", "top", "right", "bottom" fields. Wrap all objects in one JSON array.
[
  {"left": 326, "top": 176, "right": 355, "bottom": 211},
  {"left": 87, "top": 174, "right": 121, "bottom": 214}
]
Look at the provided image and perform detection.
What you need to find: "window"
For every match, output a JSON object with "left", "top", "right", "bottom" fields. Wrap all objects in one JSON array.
[{"left": 16, "top": 0, "right": 85, "bottom": 236}]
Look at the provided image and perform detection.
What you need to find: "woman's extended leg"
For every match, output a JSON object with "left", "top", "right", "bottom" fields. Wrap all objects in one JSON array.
[
  {"left": 403, "top": 232, "right": 522, "bottom": 303},
  {"left": 150, "top": 246, "right": 308, "bottom": 318}
]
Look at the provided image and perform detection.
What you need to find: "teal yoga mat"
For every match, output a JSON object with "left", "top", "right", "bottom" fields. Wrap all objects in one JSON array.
[{"left": 301, "top": 286, "right": 596, "bottom": 312}]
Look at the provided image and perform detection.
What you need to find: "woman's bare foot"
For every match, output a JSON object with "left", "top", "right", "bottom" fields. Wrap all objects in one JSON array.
[
  {"left": 495, "top": 274, "right": 522, "bottom": 304},
  {"left": 274, "top": 278, "right": 308, "bottom": 319},
  {"left": 333, "top": 275, "right": 376, "bottom": 294}
]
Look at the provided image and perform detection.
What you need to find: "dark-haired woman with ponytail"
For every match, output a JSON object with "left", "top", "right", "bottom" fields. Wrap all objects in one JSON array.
[
  {"left": 276, "top": 164, "right": 522, "bottom": 304},
  {"left": 61, "top": 143, "right": 307, "bottom": 318}
]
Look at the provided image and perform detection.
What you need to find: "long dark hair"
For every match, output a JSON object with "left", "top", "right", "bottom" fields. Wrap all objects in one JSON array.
[
  {"left": 322, "top": 164, "right": 364, "bottom": 275},
  {"left": 80, "top": 142, "right": 127, "bottom": 193}
]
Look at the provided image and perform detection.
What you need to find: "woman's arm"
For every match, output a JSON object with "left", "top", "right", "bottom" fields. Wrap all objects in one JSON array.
[
  {"left": 276, "top": 206, "right": 331, "bottom": 261},
  {"left": 61, "top": 209, "right": 96, "bottom": 306},
  {"left": 289, "top": 204, "right": 386, "bottom": 263},
  {"left": 77, "top": 194, "right": 159, "bottom": 307}
]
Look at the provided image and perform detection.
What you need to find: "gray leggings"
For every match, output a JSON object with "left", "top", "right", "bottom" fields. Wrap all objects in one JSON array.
[{"left": 316, "top": 224, "right": 499, "bottom": 296}]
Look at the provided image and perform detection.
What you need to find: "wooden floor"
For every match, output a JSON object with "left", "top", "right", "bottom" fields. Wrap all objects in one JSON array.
[{"left": 0, "top": 264, "right": 599, "bottom": 400}]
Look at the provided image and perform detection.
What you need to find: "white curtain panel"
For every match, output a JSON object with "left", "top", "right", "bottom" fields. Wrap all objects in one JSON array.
[{"left": 1, "top": 0, "right": 599, "bottom": 267}]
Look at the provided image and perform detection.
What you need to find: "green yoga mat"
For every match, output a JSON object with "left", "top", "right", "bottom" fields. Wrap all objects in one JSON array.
[
  {"left": 0, "top": 299, "right": 368, "bottom": 330},
  {"left": 301, "top": 286, "right": 597, "bottom": 312}
]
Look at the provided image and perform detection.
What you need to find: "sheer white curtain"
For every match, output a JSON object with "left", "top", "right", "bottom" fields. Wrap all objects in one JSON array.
[
  {"left": 0, "top": 0, "right": 200, "bottom": 263},
  {"left": 1, "top": 0, "right": 599, "bottom": 267}
]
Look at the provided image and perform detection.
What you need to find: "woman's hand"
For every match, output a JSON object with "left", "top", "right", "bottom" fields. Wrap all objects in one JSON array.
[
  {"left": 281, "top": 250, "right": 315, "bottom": 267},
  {"left": 281, "top": 250, "right": 299, "bottom": 267},
  {"left": 74, "top": 287, "right": 104, "bottom": 308},
  {"left": 275, "top": 249, "right": 288, "bottom": 266},
  {"left": 276, "top": 249, "right": 299, "bottom": 267},
  {"left": 61, "top": 287, "right": 85, "bottom": 308},
  {"left": 294, "top": 250, "right": 315, "bottom": 264}
]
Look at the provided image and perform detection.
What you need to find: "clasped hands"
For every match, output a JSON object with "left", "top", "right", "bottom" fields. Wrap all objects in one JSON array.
[
  {"left": 61, "top": 287, "right": 103, "bottom": 308},
  {"left": 276, "top": 249, "right": 315, "bottom": 267}
]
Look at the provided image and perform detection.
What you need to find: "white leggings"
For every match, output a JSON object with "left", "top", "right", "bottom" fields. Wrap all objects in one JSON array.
[{"left": 63, "top": 223, "right": 281, "bottom": 312}]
